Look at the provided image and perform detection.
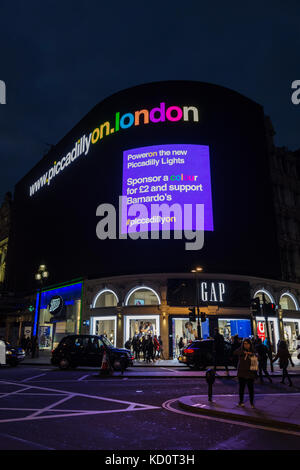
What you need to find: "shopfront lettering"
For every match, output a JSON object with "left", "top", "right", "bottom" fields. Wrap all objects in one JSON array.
[{"left": 200, "top": 282, "right": 225, "bottom": 302}]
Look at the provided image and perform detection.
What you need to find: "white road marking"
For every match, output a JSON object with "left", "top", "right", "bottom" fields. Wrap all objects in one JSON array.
[
  {"left": 21, "top": 373, "right": 46, "bottom": 382},
  {"left": 162, "top": 397, "right": 300, "bottom": 437},
  {"left": 0, "top": 379, "right": 160, "bottom": 424},
  {"left": 0, "top": 386, "right": 31, "bottom": 399},
  {"left": 29, "top": 394, "right": 75, "bottom": 418},
  {"left": 0, "top": 432, "right": 54, "bottom": 450},
  {"left": 78, "top": 374, "right": 89, "bottom": 381},
  {"left": 162, "top": 368, "right": 180, "bottom": 373}
]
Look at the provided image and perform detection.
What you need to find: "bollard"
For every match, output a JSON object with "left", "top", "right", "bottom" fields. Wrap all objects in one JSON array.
[{"left": 205, "top": 368, "right": 216, "bottom": 402}]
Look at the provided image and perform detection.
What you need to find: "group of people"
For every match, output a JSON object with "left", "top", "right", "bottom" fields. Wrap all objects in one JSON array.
[
  {"left": 125, "top": 334, "right": 164, "bottom": 363},
  {"left": 234, "top": 336, "right": 295, "bottom": 407},
  {"left": 210, "top": 328, "right": 296, "bottom": 407},
  {"left": 20, "top": 335, "right": 38, "bottom": 357}
]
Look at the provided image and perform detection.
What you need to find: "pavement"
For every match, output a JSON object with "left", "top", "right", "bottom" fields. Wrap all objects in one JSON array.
[{"left": 177, "top": 393, "right": 300, "bottom": 432}]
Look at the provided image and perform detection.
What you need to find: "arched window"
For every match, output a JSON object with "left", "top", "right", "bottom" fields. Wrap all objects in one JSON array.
[
  {"left": 280, "top": 293, "right": 299, "bottom": 311},
  {"left": 92, "top": 289, "right": 118, "bottom": 308},
  {"left": 253, "top": 289, "right": 275, "bottom": 304},
  {"left": 125, "top": 286, "right": 161, "bottom": 306}
]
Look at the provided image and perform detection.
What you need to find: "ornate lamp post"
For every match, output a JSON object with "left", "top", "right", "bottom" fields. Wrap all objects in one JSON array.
[
  {"left": 32, "top": 264, "right": 49, "bottom": 358},
  {"left": 191, "top": 266, "right": 203, "bottom": 339}
]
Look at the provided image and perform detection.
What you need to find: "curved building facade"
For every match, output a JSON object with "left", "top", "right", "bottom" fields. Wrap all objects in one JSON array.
[{"left": 6, "top": 81, "right": 300, "bottom": 357}]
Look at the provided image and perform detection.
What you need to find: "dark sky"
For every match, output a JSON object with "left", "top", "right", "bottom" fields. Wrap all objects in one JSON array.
[{"left": 1, "top": 1, "right": 300, "bottom": 202}]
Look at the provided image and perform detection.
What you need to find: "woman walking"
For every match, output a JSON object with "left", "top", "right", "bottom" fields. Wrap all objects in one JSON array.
[
  {"left": 234, "top": 338, "right": 258, "bottom": 408},
  {"left": 272, "top": 340, "right": 294, "bottom": 386}
]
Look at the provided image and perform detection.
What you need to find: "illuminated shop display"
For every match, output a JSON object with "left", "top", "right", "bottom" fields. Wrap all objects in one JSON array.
[
  {"left": 124, "top": 315, "right": 160, "bottom": 344},
  {"left": 218, "top": 318, "right": 251, "bottom": 341},
  {"left": 172, "top": 318, "right": 210, "bottom": 357},
  {"left": 90, "top": 316, "right": 117, "bottom": 346},
  {"left": 256, "top": 316, "right": 280, "bottom": 352}
]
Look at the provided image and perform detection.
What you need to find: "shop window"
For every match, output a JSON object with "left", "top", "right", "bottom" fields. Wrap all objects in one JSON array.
[
  {"left": 93, "top": 289, "right": 118, "bottom": 308},
  {"left": 283, "top": 320, "right": 300, "bottom": 355},
  {"left": 124, "top": 315, "right": 160, "bottom": 348},
  {"left": 280, "top": 293, "right": 299, "bottom": 311},
  {"left": 125, "top": 287, "right": 160, "bottom": 306},
  {"left": 218, "top": 319, "right": 251, "bottom": 341},
  {"left": 256, "top": 317, "right": 279, "bottom": 353},
  {"left": 91, "top": 316, "right": 116, "bottom": 346}
]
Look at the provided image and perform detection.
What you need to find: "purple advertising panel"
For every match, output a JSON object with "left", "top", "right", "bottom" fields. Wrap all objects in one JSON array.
[{"left": 121, "top": 144, "right": 214, "bottom": 233}]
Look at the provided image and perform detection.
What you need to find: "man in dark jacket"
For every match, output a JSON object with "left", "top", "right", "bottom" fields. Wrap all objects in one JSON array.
[
  {"left": 255, "top": 337, "right": 272, "bottom": 383},
  {"left": 272, "top": 340, "right": 294, "bottom": 386},
  {"left": 213, "top": 328, "right": 229, "bottom": 376}
]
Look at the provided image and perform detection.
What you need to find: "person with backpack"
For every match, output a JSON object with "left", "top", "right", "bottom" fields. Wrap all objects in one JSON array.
[
  {"left": 234, "top": 338, "right": 258, "bottom": 408},
  {"left": 272, "top": 340, "right": 294, "bottom": 386}
]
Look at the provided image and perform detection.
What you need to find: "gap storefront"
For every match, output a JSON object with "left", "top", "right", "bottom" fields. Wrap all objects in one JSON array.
[
  {"left": 167, "top": 278, "right": 253, "bottom": 358},
  {"left": 35, "top": 281, "right": 83, "bottom": 352}
]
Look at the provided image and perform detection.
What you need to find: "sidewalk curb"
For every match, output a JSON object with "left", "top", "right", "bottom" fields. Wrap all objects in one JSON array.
[{"left": 178, "top": 396, "right": 300, "bottom": 432}]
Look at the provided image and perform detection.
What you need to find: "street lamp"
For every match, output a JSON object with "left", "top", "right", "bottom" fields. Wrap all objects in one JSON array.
[
  {"left": 191, "top": 266, "right": 203, "bottom": 339},
  {"left": 32, "top": 264, "right": 49, "bottom": 358}
]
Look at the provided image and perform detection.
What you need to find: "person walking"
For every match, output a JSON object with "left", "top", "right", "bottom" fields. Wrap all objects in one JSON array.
[
  {"left": 158, "top": 335, "right": 165, "bottom": 360},
  {"left": 255, "top": 337, "right": 272, "bottom": 383},
  {"left": 148, "top": 336, "right": 155, "bottom": 363},
  {"left": 132, "top": 335, "right": 140, "bottom": 361},
  {"left": 234, "top": 338, "right": 258, "bottom": 408},
  {"left": 213, "top": 328, "right": 229, "bottom": 376},
  {"left": 178, "top": 337, "right": 184, "bottom": 351},
  {"left": 272, "top": 340, "right": 294, "bottom": 386},
  {"left": 230, "top": 334, "right": 241, "bottom": 369},
  {"left": 124, "top": 338, "right": 132, "bottom": 351},
  {"left": 153, "top": 335, "right": 160, "bottom": 360}
]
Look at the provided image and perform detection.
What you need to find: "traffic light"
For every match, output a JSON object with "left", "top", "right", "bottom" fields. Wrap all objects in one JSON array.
[
  {"left": 200, "top": 312, "right": 206, "bottom": 322},
  {"left": 263, "top": 303, "right": 276, "bottom": 315},
  {"left": 188, "top": 307, "right": 196, "bottom": 322},
  {"left": 251, "top": 297, "right": 261, "bottom": 313}
]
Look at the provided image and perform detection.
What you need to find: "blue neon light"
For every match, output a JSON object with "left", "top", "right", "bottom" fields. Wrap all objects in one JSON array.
[
  {"left": 33, "top": 291, "right": 40, "bottom": 336},
  {"left": 40, "top": 282, "right": 82, "bottom": 310}
]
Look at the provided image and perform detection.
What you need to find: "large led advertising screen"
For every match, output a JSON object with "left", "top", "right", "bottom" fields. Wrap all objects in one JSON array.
[
  {"left": 9, "top": 81, "right": 282, "bottom": 292},
  {"left": 121, "top": 144, "right": 213, "bottom": 233}
]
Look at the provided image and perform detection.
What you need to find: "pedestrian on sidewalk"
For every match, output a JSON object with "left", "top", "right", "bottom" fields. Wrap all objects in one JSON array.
[
  {"left": 234, "top": 338, "right": 258, "bottom": 408},
  {"left": 125, "top": 338, "right": 132, "bottom": 351},
  {"left": 153, "top": 335, "right": 160, "bottom": 360},
  {"left": 213, "top": 328, "right": 230, "bottom": 376},
  {"left": 255, "top": 337, "right": 272, "bottom": 384},
  {"left": 158, "top": 335, "right": 165, "bottom": 360},
  {"left": 230, "top": 335, "right": 241, "bottom": 369},
  {"left": 272, "top": 340, "right": 294, "bottom": 386}
]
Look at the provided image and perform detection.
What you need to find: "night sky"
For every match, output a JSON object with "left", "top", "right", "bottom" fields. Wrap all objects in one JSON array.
[{"left": 1, "top": 1, "right": 300, "bottom": 202}]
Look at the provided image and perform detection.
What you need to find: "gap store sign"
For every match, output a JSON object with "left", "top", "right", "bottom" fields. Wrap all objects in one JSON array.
[{"left": 167, "top": 279, "right": 251, "bottom": 307}]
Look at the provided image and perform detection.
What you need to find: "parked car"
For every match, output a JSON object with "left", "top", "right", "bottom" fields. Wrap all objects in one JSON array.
[
  {"left": 51, "top": 334, "right": 134, "bottom": 370},
  {"left": 3, "top": 341, "right": 26, "bottom": 366},
  {"left": 178, "top": 338, "right": 233, "bottom": 370}
]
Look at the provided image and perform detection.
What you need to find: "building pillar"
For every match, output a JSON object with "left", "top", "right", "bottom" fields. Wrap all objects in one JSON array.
[
  {"left": 160, "top": 311, "right": 169, "bottom": 359},
  {"left": 116, "top": 310, "right": 123, "bottom": 348},
  {"left": 278, "top": 309, "right": 284, "bottom": 340}
]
